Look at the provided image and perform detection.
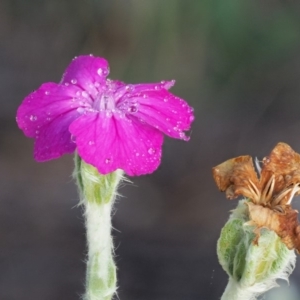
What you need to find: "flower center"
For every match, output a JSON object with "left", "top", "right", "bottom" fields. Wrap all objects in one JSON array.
[
  {"left": 93, "top": 90, "right": 116, "bottom": 117},
  {"left": 90, "top": 82, "right": 140, "bottom": 118}
]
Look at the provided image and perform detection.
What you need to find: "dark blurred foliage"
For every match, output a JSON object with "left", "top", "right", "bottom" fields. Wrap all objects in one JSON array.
[{"left": 1, "top": 1, "right": 300, "bottom": 299}]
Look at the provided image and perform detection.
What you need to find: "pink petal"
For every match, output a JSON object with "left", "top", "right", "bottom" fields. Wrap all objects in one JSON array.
[
  {"left": 61, "top": 55, "right": 109, "bottom": 99},
  {"left": 125, "top": 80, "right": 175, "bottom": 93},
  {"left": 69, "top": 113, "right": 164, "bottom": 176},
  {"left": 33, "top": 111, "right": 78, "bottom": 161},
  {"left": 123, "top": 85, "right": 194, "bottom": 140},
  {"left": 16, "top": 82, "right": 83, "bottom": 161}
]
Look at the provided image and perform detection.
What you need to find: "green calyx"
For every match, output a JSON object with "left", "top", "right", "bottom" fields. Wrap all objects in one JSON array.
[
  {"left": 85, "top": 253, "right": 117, "bottom": 300},
  {"left": 217, "top": 200, "right": 295, "bottom": 288},
  {"left": 74, "top": 153, "right": 122, "bottom": 204}
]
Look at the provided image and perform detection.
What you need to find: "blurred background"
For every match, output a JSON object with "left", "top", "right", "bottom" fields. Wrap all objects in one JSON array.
[{"left": 1, "top": 0, "right": 300, "bottom": 299}]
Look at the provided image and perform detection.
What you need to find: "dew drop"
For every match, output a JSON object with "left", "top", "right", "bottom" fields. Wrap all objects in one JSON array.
[
  {"left": 166, "top": 118, "right": 170, "bottom": 121},
  {"left": 103, "top": 67, "right": 109, "bottom": 76},
  {"left": 29, "top": 115, "right": 37, "bottom": 121},
  {"left": 45, "top": 90, "right": 50, "bottom": 95},
  {"left": 154, "top": 85, "right": 159, "bottom": 90},
  {"left": 189, "top": 115, "right": 195, "bottom": 122},
  {"left": 148, "top": 148, "right": 156, "bottom": 155},
  {"left": 106, "top": 111, "right": 113, "bottom": 117},
  {"left": 136, "top": 153, "right": 140, "bottom": 156},
  {"left": 128, "top": 105, "right": 138, "bottom": 113},
  {"left": 97, "top": 68, "right": 103, "bottom": 76},
  {"left": 46, "top": 117, "right": 51, "bottom": 121},
  {"left": 285, "top": 174, "right": 292, "bottom": 182},
  {"left": 77, "top": 107, "right": 85, "bottom": 114},
  {"left": 88, "top": 140, "right": 94, "bottom": 146},
  {"left": 36, "top": 130, "right": 39, "bottom": 134},
  {"left": 65, "top": 82, "right": 69, "bottom": 86},
  {"left": 82, "top": 91, "right": 88, "bottom": 98},
  {"left": 71, "top": 79, "right": 77, "bottom": 84},
  {"left": 125, "top": 84, "right": 134, "bottom": 91},
  {"left": 105, "top": 158, "right": 111, "bottom": 164},
  {"left": 95, "top": 82, "right": 100, "bottom": 88},
  {"left": 164, "top": 98, "right": 168, "bottom": 102}
]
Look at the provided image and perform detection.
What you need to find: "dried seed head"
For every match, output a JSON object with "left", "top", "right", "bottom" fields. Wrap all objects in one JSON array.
[{"left": 213, "top": 142, "right": 300, "bottom": 252}]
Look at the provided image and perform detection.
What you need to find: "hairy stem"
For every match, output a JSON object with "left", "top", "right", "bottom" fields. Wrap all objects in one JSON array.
[
  {"left": 75, "top": 154, "right": 123, "bottom": 300},
  {"left": 221, "top": 279, "right": 256, "bottom": 300}
]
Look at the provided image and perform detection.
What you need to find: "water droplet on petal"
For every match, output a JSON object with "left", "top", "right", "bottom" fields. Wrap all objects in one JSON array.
[
  {"left": 77, "top": 107, "right": 85, "bottom": 114},
  {"left": 45, "top": 90, "right": 50, "bottom": 95},
  {"left": 128, "top": 104, "right": 138, "bottom": 113},
  {"left": 71, "top": 79, "right": 77, "bottom": 84},
  {"left": 154, "top": 85, "right": 159, "bottom": 90},
  {"left": 125, "top": 84, "right": 134, "bottom": 91},
  {"left": 71, "top": 135, "right": 76, "bottom": 143},
  {"left": 189, "top": 115, "right": 195, "bottom": 122},
  {"left": 29, "top": 115, "right": 37, "bottom": 121},
  {"left": 97, "top": 68, "right": 103, "bottom": 76},
  {"left": 166, "top": 118, "right": 170, "bottom": 121},
  {"left": 148, "top": 148, "right": 156, "bottom": 155},
  {"left": 82, "top": 91, "right": 88, "bottom": 98},
  {"left": 179, "top": 132, "right": 189, "bottom": 141},
  {"left": 106, "top": 111, "right": 112, "bottom": 117},
  {"left": 136, "top": 152, "right": 140, "bottom": 157},
  {"left": 36, "top": 130, "right": 39, "bottom": 134},
  {"left": 103, "top": 67, "right": 109, "bottom": 76},
  {"left": 88, "top": 140, "right": 94, "bottom": 146},
  {"left": 164, "top": 98, "right": 168, "bottom": 102},
  {"left": 105, "top": 158, "right": 111, "bottom": 164}
]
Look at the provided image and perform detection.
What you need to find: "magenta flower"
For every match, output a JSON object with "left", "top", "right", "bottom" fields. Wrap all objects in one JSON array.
[{"left": 16, "top": 55, "right": 194, "bottom": 176}]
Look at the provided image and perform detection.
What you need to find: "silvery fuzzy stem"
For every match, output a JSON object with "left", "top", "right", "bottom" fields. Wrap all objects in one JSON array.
[
  {"left": 75, "top": 154, "right": 123, "bottom": 300},
  {"left": 221, "top": 279, "right": 256, "bottom": 300}
]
